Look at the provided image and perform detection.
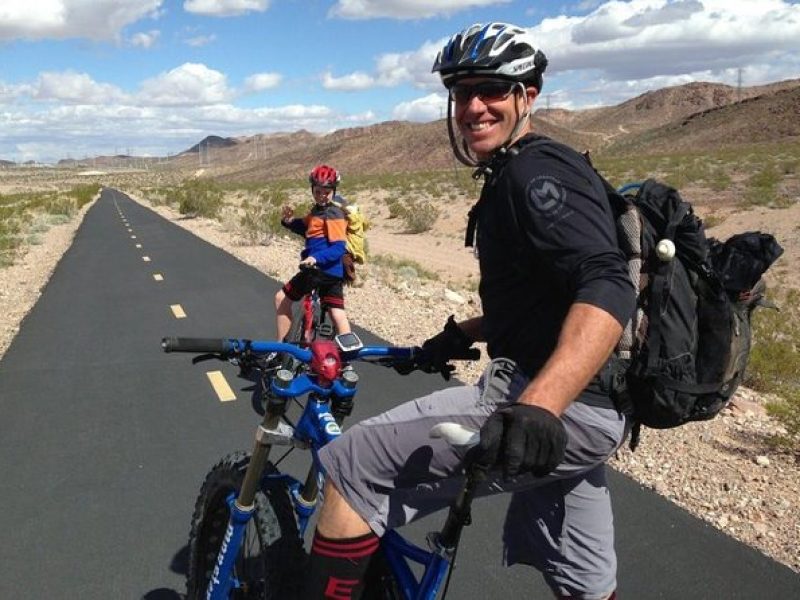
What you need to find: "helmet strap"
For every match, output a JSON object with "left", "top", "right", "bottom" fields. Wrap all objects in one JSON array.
[
  {"left": 502, "top": 82, "right": 532, "bottom": 153},
  {"left": 445, "top": 82, "right": 532, "bottom": 171},
  {"left": 446, "top": 97, "right": 480, "bottom": 168}
]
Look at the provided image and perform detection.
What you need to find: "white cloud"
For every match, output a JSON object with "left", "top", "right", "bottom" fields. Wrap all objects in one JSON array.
[
  {"left": 0, "top": 81, "right": 24, "bottom": 105},
  {"left": 326, "top": 39, "right": 445, "bottom": 92},
  {"left": 183, "top": 0, "right": 270, "bottom": 17},
  {"left": 353, "top": 1, "right": 800, "bottom": 97},
  {"left": 137, "top": 63, "right": 235, "bottom": 106},
  {"left": 392, "top": 93, "right": 447, "bottom": 121},
  {"left": 534, "top": 0, "right": 800, "bottom": 80},
  {"left": 184, "top": 33, "right": 217, "bottom": 47},
  {"left": 329, "top": 0, "right": 510, "bottom": 20},
  {"left": 129, "top": 29, "right": 160, "bottom": 48},
  {"left": 30, "top": 71, "right": 129, "bottom": 104},
  {"left": 0, "top": 0, "right": 163, "bottom": 42},
  {"left": 1, "top": 99, "right": 366, "bottom": 163},
  {"left": 244, "top": 72, "right": 282, "bottom": 92},
  {"left": 322, "top": 71, "right": 375, "bottom": 91}
]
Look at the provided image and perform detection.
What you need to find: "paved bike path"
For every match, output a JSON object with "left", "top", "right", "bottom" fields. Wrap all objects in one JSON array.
[{"left": 0, "top": 188, "right": 797, "bottom": 599}]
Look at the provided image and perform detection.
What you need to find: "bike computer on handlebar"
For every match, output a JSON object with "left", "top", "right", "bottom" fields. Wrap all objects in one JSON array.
[{"left": 335, "top": 332, "right": 363, "bottom": 353}]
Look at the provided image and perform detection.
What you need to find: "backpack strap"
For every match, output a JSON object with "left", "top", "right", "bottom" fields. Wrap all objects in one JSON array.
[
  {"left": 643, "top": 197, "right": 691, "bottom": 373},
  {"left": 464, "top": 137, "right": 555, "bottom": 249}
]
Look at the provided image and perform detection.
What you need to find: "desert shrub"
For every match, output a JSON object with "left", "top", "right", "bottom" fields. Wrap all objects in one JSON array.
[
  {"left": 701, "top": 213, "right": 725, "bottom": 229},
  {"left": 386, "top": 199, "right": 406, "bottom": 219},
  {"left": 45, "top": 196, "right": 77, "bottom": 217},
  {"left": 779, "top": 158, "right": 798, "bottom": 175},
  {"left": 176, "top": 179, "right": 223, "bottom": 218},
  {"left": 65, "top": 184, "right": 101, "bottom": 208},
  {"left": 371, "top": 253, "right": 438, "bottom": 281},
  {"left": 239, "top": 198, "right": 284, "bottom": 244},
  {"left": 0, "top": 216, "right": 22, "bottom": 266},
  {"left": 47, "top": 214, "right": 70, "bottom": 226},
  {"left": 745, "top": 289, "right": 800, "bottom": 450},
  {"left": 258, "top": 187, "right": 289, "bottom": 208},
  {"left": 707, "top": 170, "right": 732, "bottom": 192},
  {"left": 403, "top": 200, "right": 439, "bottom": 233},
  {"left": 742, "top": 165, "right": 780, "bottom": 207}
]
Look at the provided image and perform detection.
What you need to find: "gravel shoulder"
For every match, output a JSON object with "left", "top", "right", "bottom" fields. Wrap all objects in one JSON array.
[{"left": 1, "top": 189, "right": 797, "bottom": 574}]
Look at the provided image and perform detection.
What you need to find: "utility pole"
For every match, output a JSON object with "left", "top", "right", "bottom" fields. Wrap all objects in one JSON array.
[{"left": 737, "top": 67, "right": 743, "bottom": 102}]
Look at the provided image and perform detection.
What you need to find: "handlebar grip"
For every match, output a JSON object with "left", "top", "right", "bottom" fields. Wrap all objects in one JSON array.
[{"left": 161, "top": 337, "right": 231, "bottom": 354}]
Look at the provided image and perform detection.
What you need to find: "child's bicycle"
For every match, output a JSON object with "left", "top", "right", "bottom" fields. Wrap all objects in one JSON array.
[
  {"left": 237, "top": 263, "right": 334, "bottom": 378},
  {"left": 162, "top": 332, "right": 481, "bottom": 600},
  {"left": 287, "top": 263, "right": 335, "bottom": 345}
]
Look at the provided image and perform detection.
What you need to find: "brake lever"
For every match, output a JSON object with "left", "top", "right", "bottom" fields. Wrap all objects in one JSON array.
[{"left": 191, "top": 353, "right": 226, "bottom": 364}]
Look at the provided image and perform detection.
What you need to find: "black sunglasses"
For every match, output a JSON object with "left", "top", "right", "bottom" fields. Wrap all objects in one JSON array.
[{"left": 449, "top": 80, "right": 519, "bottom": 104}]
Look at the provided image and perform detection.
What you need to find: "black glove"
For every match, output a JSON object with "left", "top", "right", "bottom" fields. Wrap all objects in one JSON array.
[
  {"left": 420, "top": 315, "right": 473, "bottom": 375},
  {"left": 391, "top": 353, "right": 457, "bottom": 380},
  {"left": 474, "top": 404, "right": 567, "bottom": 480},
  {"left": 392, "top": 316, "right": 472, "bottom": 380}
]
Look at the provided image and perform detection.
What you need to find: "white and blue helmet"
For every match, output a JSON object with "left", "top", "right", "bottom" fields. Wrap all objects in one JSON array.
[{"left": 432, "top": 22, "right": 548, "bottom": 91}]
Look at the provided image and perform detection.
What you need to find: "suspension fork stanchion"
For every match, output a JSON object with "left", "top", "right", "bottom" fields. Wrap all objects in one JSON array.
[
  {"left": 206, "top": 395, "right": 292, "bottom": 600},
  {"left": 237, "top": 374, "right": 293, "bottom": 509}
]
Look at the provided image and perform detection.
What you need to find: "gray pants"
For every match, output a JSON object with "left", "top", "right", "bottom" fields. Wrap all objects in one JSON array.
[{"left": 319, "top": 358, "right": 628, "bottom": 599}]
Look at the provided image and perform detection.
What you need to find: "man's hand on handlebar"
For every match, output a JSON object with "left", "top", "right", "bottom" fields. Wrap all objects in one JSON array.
[
  {"left": 391, "top": 316, "right": 480, "bottom": 381},
  {"left": 472, "top": 403, "right": 567, "bottom": 480},
  {"left": 392, "top": 350, "right": 458, "bottom": 380},
  {"left": 408, "top": 315, "right": 475, "bottom": 379}
]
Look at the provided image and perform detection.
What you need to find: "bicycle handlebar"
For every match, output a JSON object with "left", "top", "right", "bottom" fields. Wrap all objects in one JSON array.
[
  {"left": 162, "top": 336, "right": 419, "bottom": 363},
  {"left": 161, "top": 336, "right": 480, "bottom": 372}
]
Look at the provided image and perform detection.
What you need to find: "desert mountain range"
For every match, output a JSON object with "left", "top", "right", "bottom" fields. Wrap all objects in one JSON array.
[{"left": 50, "top": 78, "right": 800, "bottom": 181}]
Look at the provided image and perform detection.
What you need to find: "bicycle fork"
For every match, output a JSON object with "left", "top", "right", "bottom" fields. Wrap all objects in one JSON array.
[{"left": 205, "top": 373, "right": 296, "bottom": 600}]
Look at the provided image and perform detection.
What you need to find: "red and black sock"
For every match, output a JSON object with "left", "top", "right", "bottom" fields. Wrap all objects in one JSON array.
[{"left": 302, "top": 530, "right": 380, "bottom": 599}]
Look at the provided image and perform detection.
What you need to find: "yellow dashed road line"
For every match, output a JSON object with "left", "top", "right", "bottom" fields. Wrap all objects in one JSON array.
[
  {"left": 170, "top": 304, "right": 186, "bottom": 319},
  {"left": 206, "top": 371, "right": 236, "bottom": 402},
  {"left": 153, "top": 273, "right": 164, "bottom": 281}
]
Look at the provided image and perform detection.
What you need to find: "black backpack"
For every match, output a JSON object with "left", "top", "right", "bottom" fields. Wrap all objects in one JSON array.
[
  {"left": 608, "top": 180, "right": 782, "bottom": 447},
  {"left": 471, "top": 138, "right": 783, "bottom": 448}
]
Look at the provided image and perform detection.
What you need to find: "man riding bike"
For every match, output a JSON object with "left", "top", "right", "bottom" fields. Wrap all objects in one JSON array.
[
  {"left": 301, "top": 22, "right": 634, "bottom": 600},
  {"left": 274, "top": 164, "right": 352, "bottom": 342}
]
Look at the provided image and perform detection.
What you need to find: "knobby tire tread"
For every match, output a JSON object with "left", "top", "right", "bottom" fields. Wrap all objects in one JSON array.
[{"left": 185, "top": 452, "right": 306, "bottom": 599}]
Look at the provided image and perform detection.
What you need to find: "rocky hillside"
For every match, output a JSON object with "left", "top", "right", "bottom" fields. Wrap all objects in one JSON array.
[
  {"left": 605, "top": 85, "right": 800, "bottom": 155},
  {"left": 31, "top": 78, "right": 800, "bottom": 178}
]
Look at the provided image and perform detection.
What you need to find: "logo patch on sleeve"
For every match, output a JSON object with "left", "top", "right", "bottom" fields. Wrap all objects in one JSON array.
[
  {"left": 525, "top": 176, "right": 574, "bottom": 229},
  {"left": 527, "top": 176, "right": 567, "bottom": 216}
]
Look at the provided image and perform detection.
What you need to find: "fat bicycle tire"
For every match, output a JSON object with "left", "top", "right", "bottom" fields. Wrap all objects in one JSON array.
[{"left": 186, "top": 452, "right": 305, "bottom": 599}]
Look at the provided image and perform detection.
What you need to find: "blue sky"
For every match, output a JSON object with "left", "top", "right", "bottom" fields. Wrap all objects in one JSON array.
[{"left": 1, "top": 0, "right": 799, "bottom": 163}]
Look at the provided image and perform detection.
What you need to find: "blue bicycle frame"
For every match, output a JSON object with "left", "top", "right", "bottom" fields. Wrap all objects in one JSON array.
[{"left": 175, "top": 339, "right": 459, "bottom": 600}]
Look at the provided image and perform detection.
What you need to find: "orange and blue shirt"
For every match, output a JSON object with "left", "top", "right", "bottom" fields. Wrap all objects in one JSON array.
[{"left": 283, "top": 198, "right": 348, "bottom": 278}]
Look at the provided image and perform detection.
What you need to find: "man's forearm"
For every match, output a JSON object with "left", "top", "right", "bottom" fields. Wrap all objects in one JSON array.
[{"left": 517, "top": 302, "right": 622, "bottom": 415}]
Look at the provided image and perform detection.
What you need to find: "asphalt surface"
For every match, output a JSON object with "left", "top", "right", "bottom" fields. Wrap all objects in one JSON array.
[{"left": 1, "top": 188, "right": 798, "bottom": 599}]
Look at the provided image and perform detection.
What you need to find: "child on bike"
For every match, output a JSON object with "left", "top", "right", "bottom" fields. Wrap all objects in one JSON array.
[{"left": 274, "top": 164, "right": 352, "bottom": 341}]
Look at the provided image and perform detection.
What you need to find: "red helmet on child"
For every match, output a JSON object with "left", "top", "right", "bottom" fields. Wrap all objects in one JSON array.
[{"left": 309, "top": 165, "right": 341, "bottom": 188}]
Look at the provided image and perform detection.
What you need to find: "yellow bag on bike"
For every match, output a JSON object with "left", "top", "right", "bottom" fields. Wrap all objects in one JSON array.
[{"left": 333, "top": 198, "right": 368, "bottom": 265}]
